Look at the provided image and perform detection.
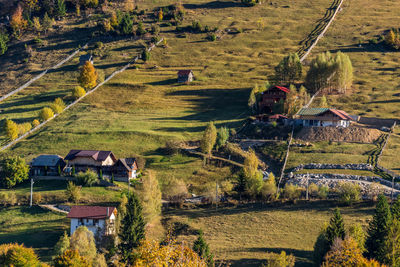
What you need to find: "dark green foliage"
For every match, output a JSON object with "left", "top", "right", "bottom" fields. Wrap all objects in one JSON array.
[
  {"left": 274, "top": 53, "right": 302, "bottom": 84},
  {"left": 193, "top": 230, "right": 214, "bottom": 267},
  {"left": 71, "top": 166, "right": 75, "bottom": 176},
  {"left": 272, "top": 99, "right": 285, "bottom": 114},
  {"left": 326, "top": 208, "right": 346, "bottom": 244},
  {"left": 241, "top": 0, "right": 258, "bottom": 6},
  {"left": 0, "top": 156, "right": 30, "bottom": 188},
  {"left": 118, "top": 193, "right": 146, "bottom": 260},
  {"left": 0, "top": 32, "right": 9, "bottom": 56},
  {"left": 99, "top": 169, "right": 103, "bottom": 180},
  {"left": 392, "top": 195, "right": 400, "bottom": 221},
  {"left": 120, "top": 13, "right": 133, "bottom": 35},
  {"left": 58, "top": 165, "right": 62, "bottom": 176},
  {"left": 234, "top": 171, "right": 247, "bottom": 200},
  {"left": 207, "top": 33, "right": 216, "bottom": 41},
  {"left": 136, "top": 22, "right": 147, "bottom": 35},
  {"left": 366, "top": 195, "right": 392, "bottom": 262},
  {"left": 111, "top": 173, "right": 115, "bottom": 184},
  {"left": 191, "top": 21, "right": 202, "bottom": 32},
  {"left": 142, "top": 50, "right": 150, "bottom": 62},
  {"left": 216, "top": 126, "right": 229, "bottom": 150}
]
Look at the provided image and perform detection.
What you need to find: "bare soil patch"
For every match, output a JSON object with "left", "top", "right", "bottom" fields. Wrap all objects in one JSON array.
[{"left": 296, "top": 126, "right": 382, "bottom": 143}]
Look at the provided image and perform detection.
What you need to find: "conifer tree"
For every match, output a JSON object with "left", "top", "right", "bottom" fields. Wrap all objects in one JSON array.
[
  {"left": 54, "top": 231, "right": 70, "bottom": 256},
  {"left": 366, "top": 194, "right": 392, "bottom": 262},
  {"left": 216, "top": 126, "right": 229, "bottom": 150},
  {"left": 200, "top": 121, "right": 217, "bottom": 157},
  {"left": 274, "top": 53, "right": 302, "bottom": 84},
  {"left": 326, "top": 208, "right": 346, "bottom": 245},
  {"left": 349, "top": 223, "right": 366, "bottom": 253},
  {"left": 193, "top": 230, "right": 214, "bottom": 267},
  {"left": 42, "top": 12, "right": 53, "bottom": 33},
  {"left": 319, "top": 95, "right": 328, "bottom": 108},
  {"left": 383, "top": 219, "right": 400, "bottom": 266},
  {"left": 78, "top": 61, "right": 98, "bottom": 89},
  {"left": 392, "top": 195, "right": 400, "bottom": 221},
  {"left": 118, "top": 192, "right": 146, "bottom": 260}
]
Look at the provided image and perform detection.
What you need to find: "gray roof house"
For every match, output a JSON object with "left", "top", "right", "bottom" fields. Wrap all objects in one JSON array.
[{"left": 31, "top": 155, "right": 66, "bottom": 176}]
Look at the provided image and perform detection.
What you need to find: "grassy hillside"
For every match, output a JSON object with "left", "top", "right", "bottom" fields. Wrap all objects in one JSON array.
[{"left": 166, "top": 201, "right": 374, "bottom": 267}]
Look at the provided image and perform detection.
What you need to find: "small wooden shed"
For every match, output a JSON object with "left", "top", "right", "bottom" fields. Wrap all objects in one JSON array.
[{"left": 177, "top": 70, "right": 194, "bottom": 83}]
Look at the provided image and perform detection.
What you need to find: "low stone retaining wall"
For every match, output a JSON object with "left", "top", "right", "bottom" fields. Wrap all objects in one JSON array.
[
  {"left": 287, "top": 173, "right": 400, "bottom": 197},
  {"left": 292, "top": 163, "right": 373, "bottom": 172}
]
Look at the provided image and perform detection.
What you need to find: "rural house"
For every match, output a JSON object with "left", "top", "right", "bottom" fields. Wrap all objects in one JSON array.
[
  {"left": 177, "top": 70, "right": 194, "bottom": 83},
  {"left": 67, "top": 206, "right": 117, "bottom": 236},
  {"left": 112, "top": 158, "right": 138, "bottom": 181},
  {"left": 258, "top": 86, "right": 290, "bottom": 113},
  {"left": 79, "top": 54, "right": 93, "bottom": 66},
  {"left": 296, "top": 108, "right": 353, "bottom": 127},
  {"left": 30, "top": 155, "right": 66, "bottom": 176},
  {"left": 64, "top": 150, "right": 117, "bottom": 174}
]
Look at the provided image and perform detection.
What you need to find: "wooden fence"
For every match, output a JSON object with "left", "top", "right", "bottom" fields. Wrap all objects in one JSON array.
[{"left": 0, "top": 39, "right": 163, "bottom": 152}]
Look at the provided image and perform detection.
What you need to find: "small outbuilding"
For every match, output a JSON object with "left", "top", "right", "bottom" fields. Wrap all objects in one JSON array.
[
  {"left": 112, "top": 158, "right": 139, "bottom": 181},
  {"left": 30, "top": 155, "right": 66, "bottom": 176},
  {"left": 177, "top": 70, "right": 194, "bottom": 83},
  {"left": 79, "top": 54, "right": 93, "bottom": 66}
]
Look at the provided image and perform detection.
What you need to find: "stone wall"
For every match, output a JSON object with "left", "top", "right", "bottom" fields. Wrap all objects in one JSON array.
[{"left": 292, "top": 163, "right": 373, "bottom": 172}]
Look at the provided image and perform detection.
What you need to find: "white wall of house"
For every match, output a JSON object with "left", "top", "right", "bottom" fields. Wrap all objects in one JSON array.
[
  {"left": 70, "top": 213, "right": 116, "bottom": 236},
  {"left": 302, "top": 120, "right": 350, "bottom": 127}
]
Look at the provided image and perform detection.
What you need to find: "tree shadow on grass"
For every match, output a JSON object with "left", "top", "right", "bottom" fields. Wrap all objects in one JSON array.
[
  {"left": 147, "top": 78, "right": 177, "bottom": 86},
  {"left": 0, "top": 90, "right": 67, "bottom": 110},
  {"left": 183, "top": 1, "right": 247, "bottom": 9},
  {"left": 164, "top": 201, "right": 375, "bottom": 220}
]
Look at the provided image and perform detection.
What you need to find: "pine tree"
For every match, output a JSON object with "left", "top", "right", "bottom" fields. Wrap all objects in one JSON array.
[
  {"left": 56, "top": 0, "right": 66, "bottom": 18},
  {"left": 200, "top": 121, "right": 217, "bottom": 157},
  {"left": 326, "top": 208, "right": 346, "bottom": 245},
  {"left": 384, "top": 219, "right": 400, "bottom": 267},
  {"left": 319, "top": 95, "right": 328, "bottom": 108},
  {"left": 118, "top": 192, "right": 146, "bottom": 260},
  {"left": 366, "top": 194, "right": 392, "bottom": 262},
  {"left": 78, "top": 61, "right": 98, "bottom": 89},
  {"left": 193, "top": 230, "right": 214, "bottom": 267},
  {"left": 349, "top": 223, "right": 366, "bottom": 252},
  {"left": 275, "top": 53, "right": 302, "bottom": 84},
  {"left": 42, "top": 12, "right": 53, "bottom": 33},
  {"left": 392, "top": 195, "right": 400, "bottom": 220},
  {"left": 0, "top": 32, "right": 8, "bottom": 56},
  {"left": 216, "top": 126, "right": 229, "bottom": 151}
]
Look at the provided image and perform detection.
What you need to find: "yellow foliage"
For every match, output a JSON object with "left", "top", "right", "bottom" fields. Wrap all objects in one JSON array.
[
  {"left": 39, "top": 107, "right": 54, "bottom": 121},
  {"left": 72, "top": 86, "right": 86, "bottom": 99},
  {"left": 32, "top": 119, "right": 40, "bottom": 127},
  {"left": 10, "top": 5, "right": 27, "bottom": 37},
  {"left": 158, "top": 9, "right": 163, "bottom": 21},
  {"left": 17, "top": 122, "right": 32, "bottom": 136},
  {"left": 78, "top": 61, "right": 98, "bottom": 89},
  {"left": 133, "top": 240, "right": 207, "bottom": 266},
  {"left": 0, "top": 243, "right": 49, "bottom": 267},
  {"left": 5, "top": 119, "right": 18, "bottom": 140}
]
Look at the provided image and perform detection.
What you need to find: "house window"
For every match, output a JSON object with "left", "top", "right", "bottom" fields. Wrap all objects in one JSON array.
[{"left": 94, "top": 219, "right": 99, "bottom": 225}]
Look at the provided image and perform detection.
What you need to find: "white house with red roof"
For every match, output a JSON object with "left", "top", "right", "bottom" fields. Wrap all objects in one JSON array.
[
  {"left": 296, "top": 108, "right": 353, "bottom": 127},
  {"left": 67, "top": 206, "right": 117, "bottom": 236}
]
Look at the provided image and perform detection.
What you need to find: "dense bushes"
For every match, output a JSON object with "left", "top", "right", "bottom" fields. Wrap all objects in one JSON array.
[
  {"left": 39, "top": 107, "right": 54, "bottom": 121},
  {"left": 72, "top": 86, "right": 86, "bottom": 99},
  {"left": 0, "top": 156, "right": 29, "bottom": 189},
  {"left": 75, "top": 170, "right": 98, "bottom": 187}
]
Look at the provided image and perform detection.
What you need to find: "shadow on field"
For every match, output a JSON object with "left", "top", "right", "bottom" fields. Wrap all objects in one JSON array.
[
  {"left": 328, "top": 42, "right": 397, "bottom": 54},
  {"left": 165, "top": 201, "right": 375, "bottom": 219},
  {"left": 0, "top": 90, "right": 67, "bottom": 110},
  {"left": 183, "top": 0, "right": 246, "bottom": 9},
  {"left": 147, "top": 78, "right": 177, "bottom": 86}
]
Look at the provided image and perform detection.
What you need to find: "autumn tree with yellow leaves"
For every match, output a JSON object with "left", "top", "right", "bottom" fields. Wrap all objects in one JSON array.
[{"left": 78, "top": 61, "right": 98, "bottom": 89}]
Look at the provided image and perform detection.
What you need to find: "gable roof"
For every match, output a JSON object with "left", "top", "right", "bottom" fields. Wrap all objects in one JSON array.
[
  {"left": 31, "top": 155, "right": 64, "bottom": 167},
  {"left": 266, "top": 86, "right": 290, "bottom": 94},
  {"left": 298, "top": 108, "right": 353, "bottom": 120},
  {"left": 67, "top": 206, "right": 116, "bottom": 219},
  {"left": 178, "top": 70, "right": 193, "bottom": 76},
  {"left": 116, "top": 158, "right": 137, "bottom": 171},
  {"left": 65, "top": 150, "right": 117, "bottom": 162}
]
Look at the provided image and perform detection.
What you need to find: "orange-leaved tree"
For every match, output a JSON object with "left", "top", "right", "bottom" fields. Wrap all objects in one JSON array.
[
  {"left": 78, "top": 61, "right": 98, "bottom": 89},
  {"left": 10, "top": 5, "right": 27, "bottom": 38}
]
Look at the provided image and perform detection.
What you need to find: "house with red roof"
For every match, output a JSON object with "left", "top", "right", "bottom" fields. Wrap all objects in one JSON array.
[
  {"left": 67, "top": 206, "right": 117, "bottom": 236},
  {"left": 177, "top": 70, "right": 194, "bottom": 83},
  {"left": 258, "top": 86, "right": 290, "bottom": 113},
  {"left": 65, "top": 150, "right": 117, "bottom": 174},
  {"left": 296, "top": 108, "right": 353, "bottom": 127}
]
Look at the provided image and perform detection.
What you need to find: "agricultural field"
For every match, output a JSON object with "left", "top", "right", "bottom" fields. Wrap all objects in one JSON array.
[{"left": 380, "top": 126, "right": 400, "bottom": 176}]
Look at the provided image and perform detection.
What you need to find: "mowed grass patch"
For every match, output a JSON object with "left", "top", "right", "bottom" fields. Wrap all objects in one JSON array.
[
  {"left": 165, "top": 201, "right": 374, "bottom": 267},
  {"left": 286, "top": 141, "right": 375, "bottom": 171},
  {"left": 0, "top": 206, "right": 69, "bottom": 263}
]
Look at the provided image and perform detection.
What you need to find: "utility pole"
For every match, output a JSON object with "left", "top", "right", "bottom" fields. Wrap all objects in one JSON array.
[
  {"left": 30, "top": 178, "right": 34, "bottom": 207},
  {"left": 215, "top": 182, "right": 218, "bottom": 211},
  {"left": 306, "top": 173, "right": 309, "bottom": 201}
]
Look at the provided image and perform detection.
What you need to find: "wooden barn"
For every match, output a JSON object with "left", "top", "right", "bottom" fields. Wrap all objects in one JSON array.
[
  {"left": 258, "top": 86, "right": 290, "bottom": 113},
  {"left": 177, "top": 70, "right": 194, "bottom": 83}
]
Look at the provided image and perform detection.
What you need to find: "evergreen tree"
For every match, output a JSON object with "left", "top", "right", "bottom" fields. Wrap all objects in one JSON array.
[
  {"left": 392, "top": 195, "right": 400, "bottom": 220},
  {"left": 216, "top": 126, "right": 229, "bottom": 150},
  {"left": 319, "top": 95, "right": 328, "bottom": 108},
  {"left": 193, "top": 230, "right": 214, "bottom": 267},
  {"left": 42, "top": 12, "right": 53, "bottom": 33},
  {"left": 119, "top": 13, "right": 133, "bottom": 35},
  {"left": 200, "top": 121, "right": 217, "bottom": 157},
  {"left": 366, "top": 194, "right": 392, "bottom": 262},
  {"left": 0, "top": 32, "right": 8, "bottom": 56},
  {"left": 383, "top": 219, "right": 400, "bottom": 266},
  {"left": 349, "top": 223, "right": 366, "bottom": 253},
  {"left": 326, "top": 208, "right": 346, "bottom": 245},
  {"left": 118, "top": 192, "right": 146, "bottom": 260},
  {"left": 313, "top": 225, "right": 330, "bottom": 266},
  {"left": 56, "top": 0, "right": 66, "bottom": 18},
  {"left": 235, "top": 171, "right": 247, "bottom": 201}
]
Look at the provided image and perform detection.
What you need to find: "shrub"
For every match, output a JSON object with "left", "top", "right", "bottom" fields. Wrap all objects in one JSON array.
[
  {"left": 151, "top": 25, "right": 160, "bottom": 35},
  {"left": 66, "top": 181, "right": 81, "bottom": 203},
  {"left": 50, "top": 103, "right": 63, "bottom": 114},
  {"left": 72, "top": 86, "right": 86, "bottom": 99},
  {"left": 207, "top": 33, "right": 216, "bottom": 41},
  {"left": 0, "top": 32, "right": 9, "bottom": 56},
  {"left": 163, "top": 177, "right": 188, "bottom": 204},
  {"left": 4, "top": 119, "right": 18, "bottom": 140},
  {"left": 283, "top": 184, "right": 302, "bottom": 200},
  {"left": 265, "top": 251, "right": 295, "bottom": 267},
  {"left": 337, "top": 182, "right": 360, "bottom": 205},
  {"left": 142, "top": 50, "right": 150, "bottom": 62},
  {"left": 34, "top": 193, "right": 42, "bottom": 205},
  {"left": 17, "top": 122, "right": 32, "bottom": 136},
  {"left": 39, "top": 107, "right": 54, "bottom": 121},
  {"left": 318, "top": 185, "right": 329, "bottom": 199},
  {"left": 0, "top": 156, "right": 30, "bottom": 189},
  {"left": 32, "top": 119, "right": 40, "bottom": 127},
  {"left": 75, "top": 169, "right": 98, "bottom": 187},
  {"left": 191, "top": 21, "right": 202, "bottom": 32}
]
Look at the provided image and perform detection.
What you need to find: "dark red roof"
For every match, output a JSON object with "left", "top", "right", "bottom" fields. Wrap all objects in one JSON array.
[
  {"left": 269, "top": 114, "right": 288, "bottom": 120},
  {"left": 178, "top": 70, "right": 193, "bottom": 76},
  {"left": 65, "top": 150, "right": 117, "bottom": 162},
  {"left": 322, "top": 109, "right": 353, "bottom": 120},
  {"left": 67, "top": 206, "right": 116, "bottom": 219},
  {"left": 273, "top": 86, "right": 290, "bottom": 93}
]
